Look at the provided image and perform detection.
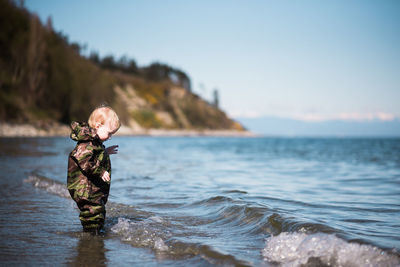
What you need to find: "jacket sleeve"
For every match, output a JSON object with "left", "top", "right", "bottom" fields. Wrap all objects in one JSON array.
[{"left": 70, "top": 143, "right": 107, "bottom": 180}]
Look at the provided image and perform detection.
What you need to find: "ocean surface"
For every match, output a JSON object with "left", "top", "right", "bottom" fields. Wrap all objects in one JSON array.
[{"left": 0, "top": 136, "right": 399, "bottom": 266}]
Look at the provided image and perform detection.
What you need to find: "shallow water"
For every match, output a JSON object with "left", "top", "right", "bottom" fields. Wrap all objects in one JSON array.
[{"left": 0, "top": 137, "right": 399, "bottom": 266}]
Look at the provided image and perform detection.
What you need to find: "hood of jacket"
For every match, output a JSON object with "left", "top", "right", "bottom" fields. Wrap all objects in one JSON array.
[{"left": 70, "top": 121, "right": 98, "bottom": 142}]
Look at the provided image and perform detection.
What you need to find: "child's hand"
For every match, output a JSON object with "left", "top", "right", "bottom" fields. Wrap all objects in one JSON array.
[
  {"left": 106, "top": 145, "right": 119, "bottom": 155},
  {"left": 102, "top": 171, "right": 110, "bottom": 182}
]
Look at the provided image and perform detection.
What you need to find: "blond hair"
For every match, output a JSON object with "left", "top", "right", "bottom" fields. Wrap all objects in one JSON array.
[{"left": 88, "top": 106, "right": 121, "bottom": 131}]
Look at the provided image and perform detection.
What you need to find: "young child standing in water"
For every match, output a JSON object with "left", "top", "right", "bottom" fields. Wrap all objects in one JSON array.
[{"left": 67, "top": 106, "right": 120, "bottom": 234}]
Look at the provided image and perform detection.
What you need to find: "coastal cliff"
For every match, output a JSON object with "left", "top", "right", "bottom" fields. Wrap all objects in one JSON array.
[{"left": 0, "top": 0, "right": 248, "bottom": 136}]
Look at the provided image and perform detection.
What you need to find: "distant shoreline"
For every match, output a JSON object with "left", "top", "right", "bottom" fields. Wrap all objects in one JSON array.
[{"left": 0, "top": 123, "right": 257, "bottom": 138}]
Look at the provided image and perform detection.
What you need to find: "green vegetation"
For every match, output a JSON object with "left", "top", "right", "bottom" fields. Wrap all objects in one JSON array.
[
  {"left": 0, "top": 0, "right": 116, "bottom": 123},
  {"left": 0, "top": 0, "right": 243, "bottom": 131},
  {"left": 132, "top": 110, "right": 162, "bottom": 129},
  {"left": 89, "top": 54, "right": 191, "bottom": 92}
]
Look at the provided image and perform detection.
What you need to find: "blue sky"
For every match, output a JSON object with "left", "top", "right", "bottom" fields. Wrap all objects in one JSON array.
[{"left": 25, "top": 0, "right": 400, "bottom": 122}]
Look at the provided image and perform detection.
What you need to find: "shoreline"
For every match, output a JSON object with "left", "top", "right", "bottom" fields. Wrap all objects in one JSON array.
[{"left": 0, "top": 123, "right": 257, "bottom": 137}]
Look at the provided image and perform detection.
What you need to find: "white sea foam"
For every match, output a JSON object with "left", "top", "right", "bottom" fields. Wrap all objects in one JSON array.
[
  {"left": 111, "top": 217, "right": 170, "bottom": 252},
  {"left": 25, "top": 175, "right": 70, "bottom": 198},
  {"left": 262, "top": 232, "right": 399, "bottom": 267},
  {"left": 149, "top": 216, "right": 164, "bottom": 223},
  {"left": 154, "top": 237, "right": 169, "bottom": 252}
]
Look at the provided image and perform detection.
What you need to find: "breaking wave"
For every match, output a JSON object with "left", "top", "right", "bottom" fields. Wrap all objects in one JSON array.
[
  {"left": 25, "top": 175, "right": 252, "bottom": 265},
  {"left": 25, "top": 174, "right": 70, "bottom": 198},
  {"left": 25, "top": 174, "right": 400, "bottom": 266},
  {"left": 262, "top": 232, "right": 400, "bottom": 267},
  {"left": 110, "top": 217, "right": 170, "bottom": 252}
]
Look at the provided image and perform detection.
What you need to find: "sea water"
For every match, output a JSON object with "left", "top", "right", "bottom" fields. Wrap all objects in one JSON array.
[{"left": 0, "top": 137, "right": 399, "bottom": 266}]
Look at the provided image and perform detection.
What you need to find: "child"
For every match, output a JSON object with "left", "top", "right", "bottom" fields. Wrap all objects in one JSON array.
[{"left": 67, "top": 106, "right": 120, "bottom": 234}]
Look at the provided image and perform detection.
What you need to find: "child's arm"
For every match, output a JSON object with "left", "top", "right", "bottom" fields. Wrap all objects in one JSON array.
[
  {"left": 99, "top": 146, "right": 117, "bottom": 182},
  {"left": 106, "top": 145, "right": 118, "bottom": 155},
  {"left": 102, "top": 171, "right": 110, "bottom": 182}
]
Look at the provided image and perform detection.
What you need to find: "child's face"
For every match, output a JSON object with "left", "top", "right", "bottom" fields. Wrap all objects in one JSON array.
[{"left": 96, "top": 121, "right": 117, "bottom": 141}]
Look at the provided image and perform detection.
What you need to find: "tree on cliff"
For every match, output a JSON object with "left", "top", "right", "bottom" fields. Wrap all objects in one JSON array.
[{"left": 26, "top": 13, "right": 47, "bottom": 106}]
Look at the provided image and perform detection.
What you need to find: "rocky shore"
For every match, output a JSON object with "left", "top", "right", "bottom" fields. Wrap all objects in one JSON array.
[
  {"left": 0, "top": 123, "right": 257, "bottom": 137},
  {"left": 0, "top": 122, "right": 70, "bottom": 137}
]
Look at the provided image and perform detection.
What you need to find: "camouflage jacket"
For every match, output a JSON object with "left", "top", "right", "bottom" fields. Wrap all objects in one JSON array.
[{"left": 67, "top": 121, "right": 111, "bottom": 205}]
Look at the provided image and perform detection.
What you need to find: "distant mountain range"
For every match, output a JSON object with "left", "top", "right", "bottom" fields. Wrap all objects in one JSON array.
[{"left": 236, "top": 116, "right": 400, "bottom": 137}]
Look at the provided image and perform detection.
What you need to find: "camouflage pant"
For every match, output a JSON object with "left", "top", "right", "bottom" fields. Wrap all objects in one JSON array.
[
  {"left": 67, "top": 174, "right": 109, "bottom": 231},
  {"left": 76, "top": 199, "right": 106, "bottom": 230}
]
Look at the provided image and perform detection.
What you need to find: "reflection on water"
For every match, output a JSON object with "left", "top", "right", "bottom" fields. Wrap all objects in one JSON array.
[
  {"left": 0, "top": 137, "right": 57, "bottom": 157},
  {"left": 71, "top": 234, "right": 107, "bottom": 267}
]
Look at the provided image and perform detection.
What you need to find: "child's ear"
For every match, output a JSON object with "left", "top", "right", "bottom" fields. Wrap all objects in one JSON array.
[{"left": 94, "top": 122, "right": 102, "bottom": 129}]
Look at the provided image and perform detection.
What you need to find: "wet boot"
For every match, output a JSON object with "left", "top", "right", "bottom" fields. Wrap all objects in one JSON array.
[{"left": 83, "top": 227, "right": 105, "bottom": 236}]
